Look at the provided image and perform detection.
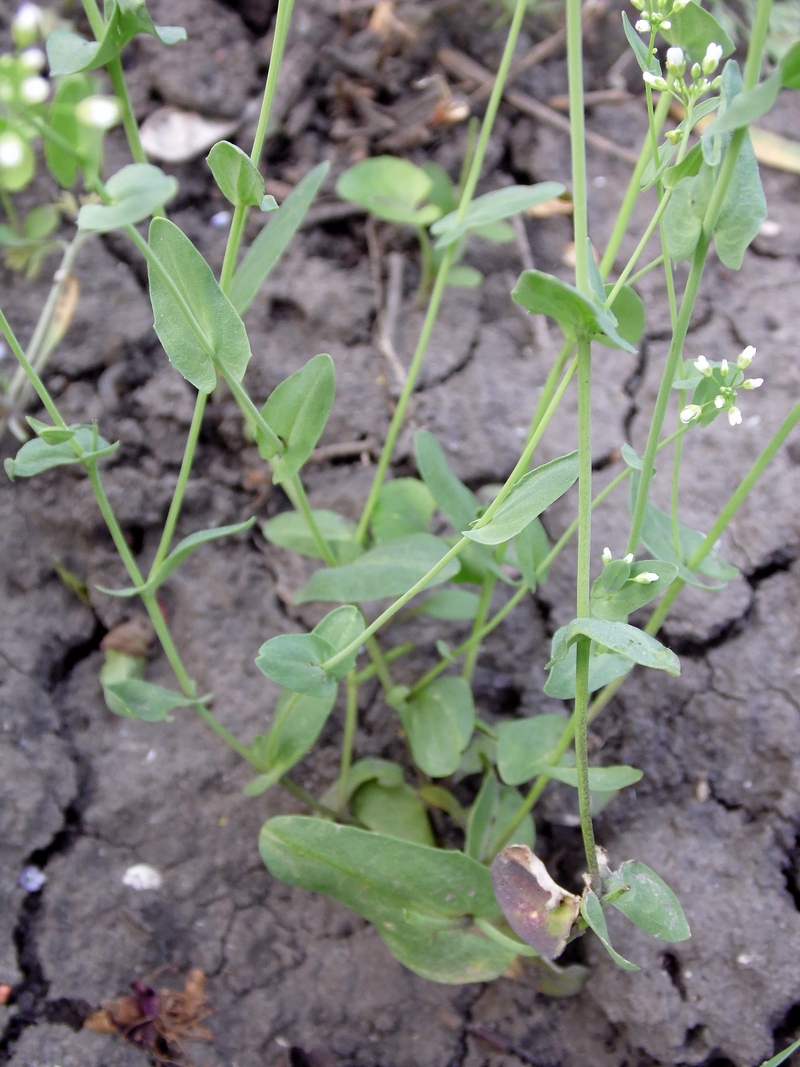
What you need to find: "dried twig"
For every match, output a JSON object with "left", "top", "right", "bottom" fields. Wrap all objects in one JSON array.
[
  {"left": 511, "top": 215, "right": 552, "bottom": 353},
  {"left": 376, "top": 251, "right": 407, "bottom": 389}
]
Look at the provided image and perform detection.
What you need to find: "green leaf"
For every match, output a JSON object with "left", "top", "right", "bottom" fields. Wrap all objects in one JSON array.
[
  {"left": 259, "top": 815, "right": 516, "bottom": 983},
  {"left": 703, "top": 68, "right": 782, "bottom": 139},
  {"left": 262, "top": 509, "right": 361, "bottom": 563},
  {"left": 262, "top": 353, "right": 335, "bottom": 484},
  {"left": 660, "top": 3, "right": 734, "bottom": 62},
  {"left": 336, "top": 156, "right": 441, "bottom": 226},
  {"left": 246, "top": 688, "right": 337, "bottom": 795},
  {"left": 0, "top": 133, "right": 34, "bottom": 193},
  {"left": 512, "top": 270, "right": 637, "bottom": 353},
  {"left": 231, "top": 161, "right": 329, "bottom": 314},
  {"left": 351, "top": 780, "right": 434, "bottom": 845},
  {"left": 601, "top": 284, "right": 646, "bottom": 347},
  {"left": 546, "top": 618, "right": 680, "bottom": 676},
  {"left": 781, "top": 40, "right": 800, "bottom": 90},
  {"left": 103, "top": 679, "right": 192, "bottom": 722},
  {"left": 466, "top": 453, "right": 579, "bottom": 546},
  {"left": 580, "top": 891, "right": 639, "bottom": 971},
  {"left": 26, "top": 417, "right": 76, "bottom": 444},
  {"left": 547, "top": 764, "right": 643, "bottom": 790},
  {"left": 45, "top": 75, "right": 96, "bottom": 188},
  {"left": 414, "top": 430, "right": 479, "bottom": 532},
  {"left": 445, "top": 265, "right": 483, "bottom": 288},
  {"left": 149, "top": 518, "right": 255, "bottom": 589},
  {"left": 713, "top": 132, "right": 766, "bottom": 270},
  {"left": 759, "top": 1037, "right": 800, "bottom": 1067},
  {"left": 46, "top": 1, "right": 185, "bottom": 75},
  {"left": 604, "top": 860, "right": 691, "bottom": 942},
  {"left": 78, "top": 163, "right": 177, "bottom": 232},
  {"left": 465, "top": 770, "right": 499, "bottom": 859},
  {"left": 322, "top": 757, "right": 404, "bottom": 811},
  {"left": 147, "top": 217, "right": 251, "bottom": 392},
  {"left": 415, "top": 588, "right": 480, "bottom": 620},
  {"left": 421, "top": 161, "right": 457, "bottom": 215},
  {"left": 497, "top": 715, "right": 568, "bottom": 786},
  {"left": 636, "top": 483, "right": 738, "bottom": 589},
  {"left": 621, "top": 11, "right": 660, "bottom": 74},
  {"left": 544, "top": 646, "right": 634, "bottom": 700},
  {"left": 255, "top": 632, "right": 337, "bottom": 698},
  {"left": 206, "top": 140, "right": 265, "bottom": 208},
  {"left": 431, "top": 182, "right": 564, "bottom": 249},
  {"left": 312, "top": 605, "right": 365, "bottom": 680},
  {"left": 590, "top": 560, "right": 679, "bottom": 622},
  {"left": 466, "top": 771, "right": 534, "bottom": 862},
  {"left": 621, "top": 442, "right": 642, "bottom": 470},
  {"left": 471, "top": 220, "right": 515, "bottom": 243},
  {"left": 419, "top": 784, "right": 467, "bottom": 826},
  {"left": 294, "top": 532, "right": 460, "bottom": 604},
  {"left": 399, "top": 676, "right": 475, "bottom": 778},
  {"left": 4, "top": 426, "right": 117, "bottom": 480},
  {"left": 371, "top": 478, "right": 435, "bottom": 544},
  {"left": 514, "top": 516, "right": 550, "bottom": 588}
]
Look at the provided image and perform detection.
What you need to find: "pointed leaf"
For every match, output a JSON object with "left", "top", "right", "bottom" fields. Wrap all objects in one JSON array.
[
  {"left": 246, "top": 688, "right": 337, "bottom": 794},
  {"left": 262, "top": 353, "right": 335, "bottom": 484},
  {"left": 207, "top": 140, "right": 265, "bottom": 208},
  {"left": 336, "top": 156, "right": 440, "bottom": 226},
  {"left": 103, "top": 679, "right": 192, "bottom": 722},
  {"left": 714, "top": 132, "right": 766, "bottom": 269},
  {"left": 351, "top": 780, "right": 434, "bottom": 845},
  {"left": 600, "top": 284, "right": 646, "bottom": 347},
  {"left": 758, "top": 1037, "right": 800, "bottom": 1067},
  {"left": 547, "top": 618, "right": 680, "bottom": 676},
  {"left": 546, "top": 765, "right": 643, "bottom": 790},
  {"left": 414, "top": 429, "right": 479, "bottom": 531},
  {"left": 605, "top": 860, "right": 691, "bottom": 942},
  {"left": 497, "top": 715, "right": 568, "bottom": 786},
  {"left": 150, "top": 518, "right": 255, "bottom": 588},
  {"left": 47, "top": 1, "right": 185, "bottom": 75},
  {"left": 466, "top": 452, "right": 579, "bottom": 545},
  {"left": 312, "top": 605, "right": 365, "bottom": 680},
  {"left": 147, "top": 217, "right": 251, "bottom": 391},
  {"left": 231, "top": 161, "right": 329, "bottom": 314},
  {"left": 294, "top": 532, "right": 460, "bottom": 603},
  {"left": 621, "top": 11, "right": 660, "bottom": 74},
  {"left": 466, "top": 772, "right": 533, "bottom": 861},
  {"left": 26, "top": 417, "right": 76, "bottom": 444},
  {"left": 78, "top": 164, "right": 177, "bottom": 232},
  {"left": 512, "top": 271, "right": 637, "bottom": 353},
  {"left": 371, "top": 478, "right": 435, "bottom": 543},
  {"left": 431, "top": 182, "right": 564, "bottom": 249},
  {"left": 4, "top": 427, "right": 117, "bottom": 480},
  {"left": 581, "top": 890, "right": 640, "bottom": 970},
  {"left": 544, "top": 646, "right": 634, "bottom": 700},
  {"left": 255, "top": 632, "right": 337, "bottom": 698},
  {"left": 399, "top": 676, "right": 475, "bottom": 778}
]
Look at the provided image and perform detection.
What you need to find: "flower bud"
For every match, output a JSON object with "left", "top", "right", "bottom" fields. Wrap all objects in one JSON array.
[
  {"left": 672, "top": 0, "right": 690, "bottom": 11},
  {"left": 20, "top": 75, "right": 48, "bottom": 104},
  {"left": 694, "top": 355, "right": 712, "bottom": 377},
  {"left": 714, "top": 395, "right": 725, "bottom": 409},
  {"left": 602, "top": 547, "right": 613, "bottom": 564},
  {"left": 643, "top": 72, "right": 668, "bottom": 92},
  {"left": 633, "top": 572, "right": 659, "bottom": 584},
  {"left": 624, "top": 553, "right": 634, "bottom": 564},
  {"left": 12, "top": 3, "right": 42, "bottom": 48},
  {"left": 76, "top": 95, "right": 122, "bottom": 130},
  {"left": 680, "top": 404, "right": 702, "bottom": 423},
  {"left": 0, "top": 131, "right": 25, "bottom": 169},
  {"left": 742, "top": 378, "right": 763, "bottom": 390},
  {"left": 635, "top": 18, "right": 651, "bottom": 32},
  {"left": 728, "top": 406, "right": 742, "bottom": 426},
  {"left": 691, "top": 62, "right": 701, "bottom": 81},
  {"left": 702, "top": 42, "right": 723, "bottom": 75},
  {"left": 660, "top": 19, "right": 671, "bottom": 29},
  {"left": 19, "top": 47, "right": 46, "bottom": 72},
  {"left": 666, "top": 47, "right": 685, "bottom": 74},
  {"left": 737, "top": 345, "right": 756, "bottom": 369}
]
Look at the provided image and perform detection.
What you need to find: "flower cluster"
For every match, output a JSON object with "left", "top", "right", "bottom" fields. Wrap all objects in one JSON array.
[
  {"left": 630, "top": 0, "right": 690, "bottom": 36},
  {"left": 679, "top": 346, "right": 762, "bottom": 428},
  {"left": 643, "top": 42, "right": 724, "bottom": 108}
]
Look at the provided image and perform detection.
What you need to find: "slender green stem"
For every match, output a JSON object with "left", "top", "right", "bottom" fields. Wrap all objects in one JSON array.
[
  {"left": 0, "top": 189, "right": 19, "bottom": 233},
  {"left": 600, "top": 90, "right": 671, "bottom": 278},
  {"left": 473, "top": 917, "right": 539, "bottom": 957},
  {"left": 628, "top": 255, "right": 665, "bottom": 285},
  {"left": 604, "top": 190, "right": 673, "bottom": 309},
  {"left": 461, "top": 569, "right": 497, "bottom": 682},
  {"left": 80, "top": 0, "right": 105, "bottom": 36},
  {"left": 416, "top": 226, "right": 435, "bottom": 302},
  {"left": 353, "top": 642, "right": 414, "bottom": 683},
  {"left": 191, "top": 693, "right": 254, "bottom": 760},
  {"left": 364, "top": 636, "right": 394, "bottom": 691},
  {"left": 290, "top": 472, "right": 337, "bottom": 566},
  {"left": 149, "top": 392, "right": 208, "bottom": 576},
  {"left": 107, "top": 58, "right": 148, "bottom": 165},
  {"left": 281, "top": 775, "right": 346, "bottom": 821},
  {"left": 220, "top": 204, "right": 248, "bottom": 292},
  {"left": 338, "top": 672, "right": 359, "bottom": 812},
  {"left": 219, "top": 365, "right": 283, "bottom": 454},
  {"left": 251, "top": 0, "right": 296, "bottom": 166},
  {"left": 0, "top": 309, "right": 70, "bottom": 429},
  {"left": 671, "top": 402, "right": 684, "bottom": 554}
]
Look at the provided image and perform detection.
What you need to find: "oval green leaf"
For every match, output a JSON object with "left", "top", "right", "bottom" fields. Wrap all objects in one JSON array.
[
  {"left": 262, "top": 353, "right": 335, "bottom": 484},
  {"left": 399, "top": 676, "right": 475, "bottom": 778},
  {"left": 605, "top": 860, "right": 691, "bottom": 942}
]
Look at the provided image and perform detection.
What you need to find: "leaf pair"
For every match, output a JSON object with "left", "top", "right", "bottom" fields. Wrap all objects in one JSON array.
[
  {"left": 5, "top": 425, "right": 118, "bottom": 481},
  {"left": 47, "top": 0, "right": 185, "bottom": 76},
  {"left": 245, "top": 689, "right": 337, "bottom": 796},
  {"left": 255, "top": 605, "right": 365, "bottom": 698}
]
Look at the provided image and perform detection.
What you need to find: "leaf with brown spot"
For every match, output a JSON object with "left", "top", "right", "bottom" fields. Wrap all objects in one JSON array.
[{"left": 490, "top": 845, "right": 580, "bottom": 960}]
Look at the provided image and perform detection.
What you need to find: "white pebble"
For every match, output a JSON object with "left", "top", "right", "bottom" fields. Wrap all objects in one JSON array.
[
  {"left": 122, "top": 863, "right": 163, "bottom": 890},
  {"left": 19, "top": 865, "right": 46, "bottom": 892}
]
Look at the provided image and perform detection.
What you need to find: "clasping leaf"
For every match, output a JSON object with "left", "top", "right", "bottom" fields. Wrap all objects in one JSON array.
[
  {"left": 47, "top": 0, "right": 185, "bottom": 76},
  {"left": 262, "top": 354, "right": 335, "bottom": 483},
  {"left": 78, "top": 164, "right": 177, "bottom": 232}
]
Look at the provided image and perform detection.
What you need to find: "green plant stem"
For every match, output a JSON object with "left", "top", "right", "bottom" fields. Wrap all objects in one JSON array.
[
  {"left": 599, "top": 89, "right": 671, "bottom": 278},
  {"left": 338, "top": 672, "right": 359, "bottom": 812},
  {"left": 80, "top": 0, "right": 105, "bottom": 37},
  {"left": 0, "top": 189, "right": 19, "bottom": 233},
  {"left": 281, "top": 775, "right": 343, "bottom": 821},
  {"left": 364, "top": 636, "right": 394, "bottom": 690},
  {"left": 473, "top": 917, "right": 539, "bottom": 957},
  {"left": 628, "top": 255, "right": 664, "bottom": 285},
  {"left": 149, "top": 391, "right": 208, "bottom": 576},
  {"left": 220, "top": 205, "right": 248, "bottom": 291},
  {"left": 107, "top": 57, "right": 148, "bottom": 164},
  {"left": 355, "top": 0, "right": 529, "bottom": 543},
  {"left": 353, "top": 642, "right": 414, "bottom": 683},
  {"left": 0, "top": 309, "right": 69, "bottom": 429},
  {"left": 461, "top": 569, "right": 497, "bottom": 683}
]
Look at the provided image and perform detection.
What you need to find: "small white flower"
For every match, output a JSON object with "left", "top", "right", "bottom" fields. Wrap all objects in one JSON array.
[
  {"left": 680, "top": 404, "right": 702, "bottom": 423},
  {"left": 672, "top": 0, "right": 690, "bottom": 11},
  {"left": 20, "top": 76, "right": 49, "bottom": 104},
  {"left": 12, "top": 2, "right": 41, "bottom": 47},
  {"left": 742, "top": 378, "right": 763, "bottom": 390},
  {"left": 635, "top": 18, "right": 651, "bottom": 32},
  {"left": 703, "top": 42, "right": 724, "bottom": 75},
  {"left": 643, "top": 72, "right": 668, "bottom": 91},
  {"left": 694, "top": 355, "right": 712, "bottom": 377},
  {"left": 720, "top": 358, "right": 729, "bottom": 375},
  {"left": 602, "top": 546, "right": 613, "bottom": 564},
  {"left": 714, "top": 394, "right": 725, "bottom": 409},
  {"left": 76, "top": 95, "right": 121, "bottom": 130},
  {"left": 661, "top": 19, "right": 671, "bottom": 29},
  {"left": 737, "top": 345, "right": 756, "bottom": 369},
  {"left": 20, "top": 47, "right": 46, "bottom": 72},
  {"left": 728, "top": 406, "right": 742, "bottom": 426},
  {"left": 0, "top": 132, "right": 25, "bottom": 169},
  {"left": 666, "top": 47, "right": 685, "bottom": 73},
  {"left": 624, "top": 553, "right": 634, "bottom": 564},
  {"left": 633, "top": 571, "right": 659, "bottom": 584}
]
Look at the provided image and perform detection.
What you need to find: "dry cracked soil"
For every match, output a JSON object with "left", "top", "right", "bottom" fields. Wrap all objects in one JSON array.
[{"left": 1, "top": 0, "right": 800, "bottom": 1065}]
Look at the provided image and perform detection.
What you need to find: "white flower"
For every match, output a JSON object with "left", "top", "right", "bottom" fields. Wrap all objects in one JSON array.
[
  {"left": 672, "top": 0, "right": 690, "bottom": 10},
  {"left": 720, "top": 358, "right": 729, "bottom": 375},
  {"left": 728, "top": 406, "right": 742, "bottom": 426},
  {"left": 20, "top": 76, "right": 49, "bottom": 104},
  {"left": 624, "top": 553, "right": 634, "bottom": 564},
  {"left": 742, "top": 378, "right": 763, "bottom": 390},
  {"left": 680, "top": 404, "right": 702, "bottom": 423},
  {"left": 76, "top": 95, "right": 121, "bottom": 130},
  {"left": 666, "top": 47, "right": 685, "bottom": 74},
  {"left": 0, "top": 132, "right": 25, "bottom": 169},
  {"left": 737, "top": 345, "right": 756, "bottom": 369},
  {"left": 19, "top": 47, "right": 46, "bottom": 72},
  {"left": 633, "top": 571, "right": 659, "bottom": 584},
  {"left": 643, "top": 72, "right": 668, "bottom": 91},
  {"left": 602, "top": 546, "right": 613, "bottom": 564},
  {"left": 661, "top": 19, "right": 671, "bottom": 29},
  {"left": 12, "top": 2, "right": 41, "bottom": 47},
  {"left": 694, "top": 355, "right": 712, "bottom": 377},
  {"left": 703, "top": 42, "right": 724, "bottom": 75},
  {"left": 714, "top": 395, "right": 725, "bottom": 409},
  {"left": 635, "top": 18, "right": 651, "bottom": 32}
]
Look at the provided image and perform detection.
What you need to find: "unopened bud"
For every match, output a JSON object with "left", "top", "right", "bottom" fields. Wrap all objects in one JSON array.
[
  {"left": 702, "top": 42, "right": 723, "bottom": 75},
  {"left": 666, "top": 47, "right": 685, "bottom": 74},
  {"left": 680, "top": 404, "right": 702, "bottom": 423},
  {"left": 728, "top": 406, "right": 742, "bottom": 426},
  {"left": 20, "top": 75, "right": 48, "bottom": 104},
  {"left": 635, "top": 18, "right": 651, "bottom": 32},
  {"left": 737, "top": 345, "right": 756, "bottom": 369},
  {"left": 643, "top": 72, "right": 668, "bottom": 92},
  {"left": 624, "top": 553, "right": 634, "bottom": 564},
  {"left": 19, "top": 47, "right": 46, "bottom": 72},
  {"left": 694, "top": 355, "right": 712, "bottom": 377},
  {"left": 633, "top": 571, "right": 659, "bottom": 584},
  {"left": 0, "top": 131, "right": 25, "bottom": 169},
  {"left": 660, "top": 19, "right": 671, "bottom": 29},
  {"left": 76, "top": 95, "right": 122, "bottom": 130},
  {"left": 602, "top": 547, "right": 613, "bottom": 564},
  {"left": 714, "top": 395, "right": 725, "bottom": 409},
  {"left": 742, "top": 378, "right": 763, "bottom": 390},
  {"left": 12, "top": 3, "right": 42, "bottom": 48}
]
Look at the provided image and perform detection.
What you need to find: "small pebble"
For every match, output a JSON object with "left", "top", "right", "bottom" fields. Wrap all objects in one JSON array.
[
  {"left": 122, "top": 863, "right": 163, "bottom": 890},
  {"left": 758, "top": 219, "right": 781, "bottom": 238},
  {"left": 210, "top": 210, "right": 231, "bottom": 228},
  {"left": 19, "top": 866, "right": 47, "bottom": 892}
]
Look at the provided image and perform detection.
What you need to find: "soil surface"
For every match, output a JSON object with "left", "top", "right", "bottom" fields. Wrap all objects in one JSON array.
[{"left": 2, "top": 1, "right": 800, "bottom": 1066}]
